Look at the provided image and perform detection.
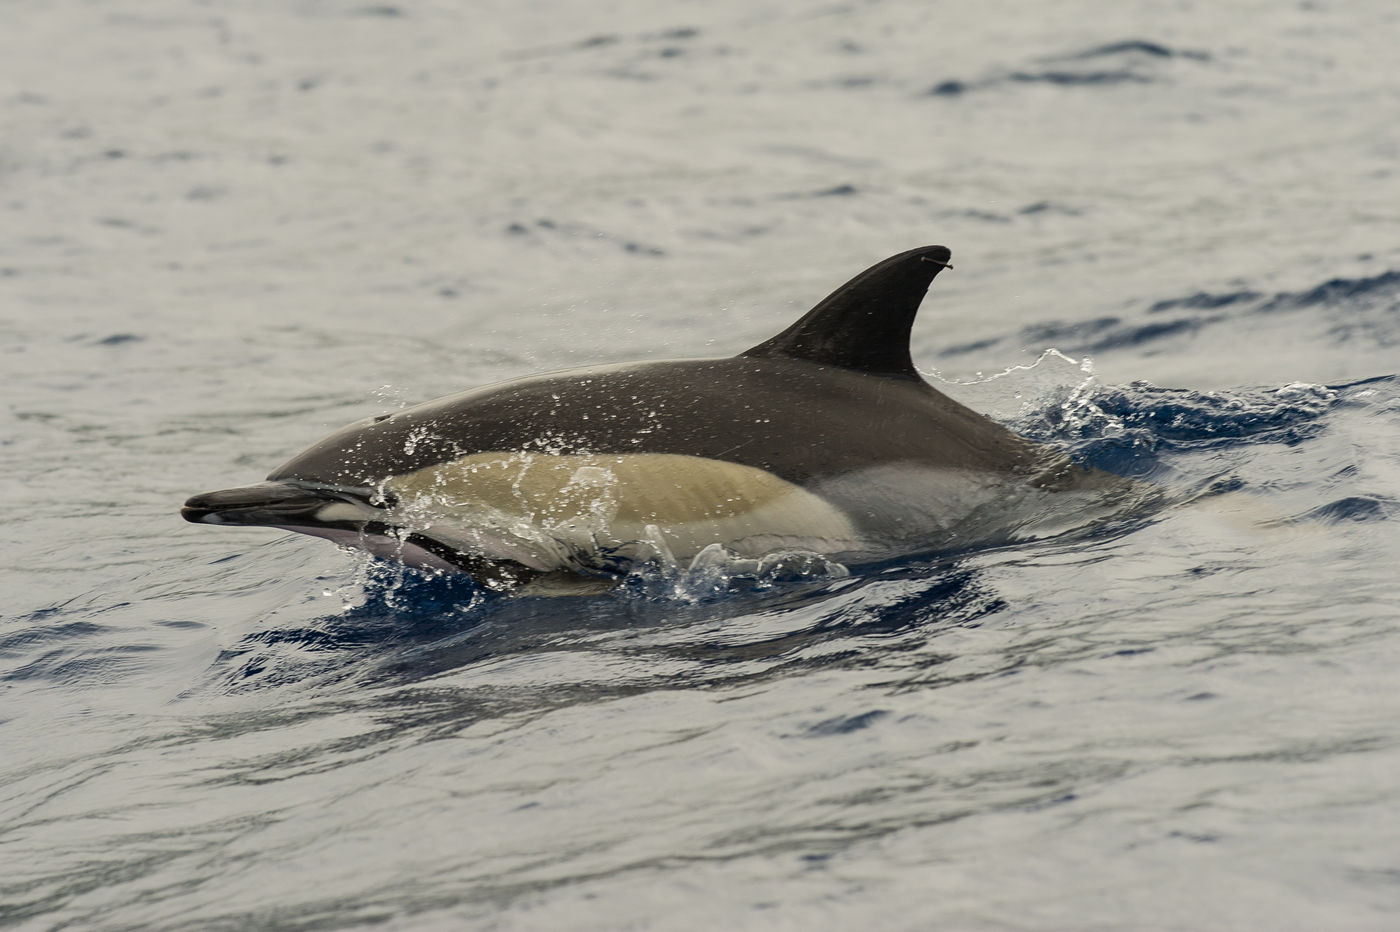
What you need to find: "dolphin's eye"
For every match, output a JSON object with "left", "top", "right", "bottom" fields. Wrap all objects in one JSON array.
[{"left": 372, "top": 414, "right": 392, "bottom": 423}]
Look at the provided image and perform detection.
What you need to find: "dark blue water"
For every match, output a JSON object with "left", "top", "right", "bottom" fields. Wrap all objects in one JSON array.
[{"left": 4, "top": 2, "right": 1399, "bottom": 929}]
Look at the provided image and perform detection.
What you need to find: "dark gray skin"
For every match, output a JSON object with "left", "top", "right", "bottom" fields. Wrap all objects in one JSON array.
[
  {"left": 268, "top": 356, "right": 1055, "bottom": 491},
  {"left": 183, "top": 245, "right": 1133, "bottom": 586},
  {"left": 271, "top": 246, "right": 1065, "bottom": 489}
]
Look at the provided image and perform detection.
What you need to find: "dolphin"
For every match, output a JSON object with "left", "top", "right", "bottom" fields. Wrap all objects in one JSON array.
[{"left": 182, "top": 245, "right": 1146, "bottom": 590}]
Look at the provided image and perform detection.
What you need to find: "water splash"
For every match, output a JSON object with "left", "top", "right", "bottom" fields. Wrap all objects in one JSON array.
[{"left": 616, "top": 542, "right": 850, "bottom": 603}]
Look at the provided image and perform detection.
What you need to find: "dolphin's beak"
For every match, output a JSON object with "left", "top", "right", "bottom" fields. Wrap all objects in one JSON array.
[{"left": 182, "top": 481, "right": 349, "bottom": 526}]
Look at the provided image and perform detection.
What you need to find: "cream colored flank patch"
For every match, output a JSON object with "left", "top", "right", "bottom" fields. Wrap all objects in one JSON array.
[{"left": 383, "top": 452, "right": 862, "bottom": 571}]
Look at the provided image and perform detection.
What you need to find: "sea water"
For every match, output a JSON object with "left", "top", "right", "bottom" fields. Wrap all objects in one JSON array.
[{"left": 3, "top": 1, "right": 1399, "bottom": 928}]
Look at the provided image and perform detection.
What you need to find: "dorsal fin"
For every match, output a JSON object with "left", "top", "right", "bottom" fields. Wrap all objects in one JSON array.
[{"left": 740, "top": 245, "right": 953, "bottom": 379}]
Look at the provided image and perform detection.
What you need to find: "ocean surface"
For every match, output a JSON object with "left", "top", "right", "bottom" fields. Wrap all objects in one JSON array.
[{"left": 3, "top": 1, "right": 1399, "bottom": 929}]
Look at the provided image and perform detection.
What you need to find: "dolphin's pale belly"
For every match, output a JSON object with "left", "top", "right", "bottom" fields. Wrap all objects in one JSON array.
[
  {"left": 267, "top": 452, "right": 1112, "bottom": 578},
  {"left": 379, "top": 452, "right": 868, "bottom": 572}
]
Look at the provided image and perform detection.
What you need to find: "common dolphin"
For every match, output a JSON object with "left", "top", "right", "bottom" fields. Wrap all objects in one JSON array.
[{"left": 183, "top": 245, "right": 1145, "bottom": 590}]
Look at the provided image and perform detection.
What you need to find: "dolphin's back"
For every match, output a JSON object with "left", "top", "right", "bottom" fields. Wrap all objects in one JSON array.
[{"left": 268, "top": 356, "right": 1050, "bottom": 491}]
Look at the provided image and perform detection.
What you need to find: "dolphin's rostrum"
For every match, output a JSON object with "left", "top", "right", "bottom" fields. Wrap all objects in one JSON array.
[{"left": 183, "top": 246, "right": 1144, "bottom": 590}]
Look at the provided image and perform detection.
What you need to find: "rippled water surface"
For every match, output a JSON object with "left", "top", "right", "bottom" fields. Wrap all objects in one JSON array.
[{"left": 4, "top": 1, "right": 1400, "bottom": 929}]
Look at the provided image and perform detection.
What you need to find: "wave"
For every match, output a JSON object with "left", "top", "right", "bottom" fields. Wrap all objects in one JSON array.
[
  {"left": 927, "top": 37, "right": 1210, "bottom": 97},
  {"left": 937, "top": 267, "right": 1400, "bottom": 358}
]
